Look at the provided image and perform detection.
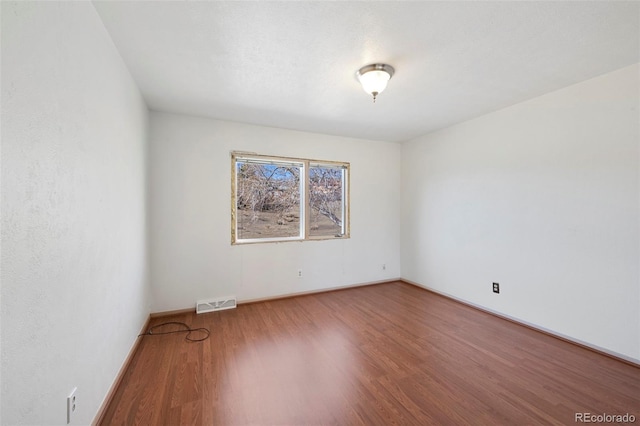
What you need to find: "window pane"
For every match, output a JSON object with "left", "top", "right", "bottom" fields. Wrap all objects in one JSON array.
[
  {"left": 309, "top": 166, "right": 344, "bottom": 237},
  {"left": 236, "top": 162, "right": 302, "bottom": 240}
]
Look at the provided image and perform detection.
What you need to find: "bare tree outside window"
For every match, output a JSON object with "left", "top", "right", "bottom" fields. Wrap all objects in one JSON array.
[
  {"left": 236, "top": 162, "right": 302, "bottom": 240},
  {"left": 232, "top": 153, "right": 349, "bottom": 244},
  {"left": 309, "top": 166, "right": 344, "bottom": 237}
]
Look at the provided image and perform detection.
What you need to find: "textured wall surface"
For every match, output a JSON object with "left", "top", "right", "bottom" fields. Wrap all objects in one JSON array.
[
  {"left": 401, "top": 64, "right": 640, "bottom": 362},
  {"left": 1, "top": 2, "right": 637, "bottom": 424},
  {"left": 148, "top": 112, "right": 401, "bottom": 312},
  {"left": 1, "top": 2, "right": 150, "bottom": 424}
]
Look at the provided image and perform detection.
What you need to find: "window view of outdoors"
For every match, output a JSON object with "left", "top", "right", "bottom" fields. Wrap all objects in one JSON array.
[
  {"left": 233, "top": 154, "right": 349, "bottom": 243},
  {"left": 236, "top": 162, "right": 302, "bottom": 240},
  {"left": 309, "top": 166, "right": 344, "bottom": 237}
]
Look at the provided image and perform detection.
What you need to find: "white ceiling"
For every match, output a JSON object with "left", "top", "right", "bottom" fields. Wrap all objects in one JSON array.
[{"left": 93, "top": 1, "right": 639, "bottom": 143}]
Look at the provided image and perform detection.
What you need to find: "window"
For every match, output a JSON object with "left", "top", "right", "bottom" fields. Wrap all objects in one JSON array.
[
  {"left": 232, "top": 152, "right": 349, "bottom": 244},
  {"left": 308, "top": 164, "right": 346, "bottom": 237}
]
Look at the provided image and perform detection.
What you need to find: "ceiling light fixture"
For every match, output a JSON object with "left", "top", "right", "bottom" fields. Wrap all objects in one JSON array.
[{"left": 356, "top": 63, "right": 395, "bottom": 103}]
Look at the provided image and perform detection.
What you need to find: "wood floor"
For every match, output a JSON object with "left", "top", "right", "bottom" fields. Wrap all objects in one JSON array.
[{"left": 100, "top": 281, "right": 640, "bottom": 425}]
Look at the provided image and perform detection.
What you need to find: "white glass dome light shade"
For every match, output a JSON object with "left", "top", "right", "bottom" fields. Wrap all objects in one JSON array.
[
  {"left": 358, "top": 70, "right": 390, "bottom": 95},
  {"left": 356, "top": 64, "right": 395, "bottom": 102}
]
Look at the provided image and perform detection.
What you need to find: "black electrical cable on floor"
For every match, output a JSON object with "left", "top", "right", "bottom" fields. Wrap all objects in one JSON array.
[{"left": 139, "top": 321, "right": 210, "bottom": 342}]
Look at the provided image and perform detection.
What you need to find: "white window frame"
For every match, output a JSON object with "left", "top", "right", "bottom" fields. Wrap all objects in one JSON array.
[{"left": 231, "top": 152, "right": 350, "bottom": 244}]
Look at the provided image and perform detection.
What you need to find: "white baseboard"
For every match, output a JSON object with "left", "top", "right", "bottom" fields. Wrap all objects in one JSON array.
[
  {"left": 401, "top": 278, "right": 640, "bottom": 367},
  {"left": 150, "top": 278, "right": 402, "bottom": 316},
  {"left": 238, "top": 278, "right": 402, "bottom": 305}
]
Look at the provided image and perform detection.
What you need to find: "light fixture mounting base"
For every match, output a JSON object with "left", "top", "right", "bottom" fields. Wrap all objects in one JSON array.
[{"left": 356, "top": 63, "right": 395, "bottom": 79}]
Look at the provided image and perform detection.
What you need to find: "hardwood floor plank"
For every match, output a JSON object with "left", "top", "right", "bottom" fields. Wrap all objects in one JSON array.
[{"left": 100, "top": 282, "right": 640, "bottom": 425}]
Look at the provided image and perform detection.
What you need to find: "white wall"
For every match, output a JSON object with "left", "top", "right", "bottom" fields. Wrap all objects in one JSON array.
[
  {"left": 149, "top": 112, "right": 401, "bottom": 312},
  {"left": 401, "top": 64, "right": 640, "bottom": 362},
  {"left": 2, "top": 4, "right": 635, "bottom": 425},
  {"left": 1, "top": 2, "right": 150, "bottom": 424}
]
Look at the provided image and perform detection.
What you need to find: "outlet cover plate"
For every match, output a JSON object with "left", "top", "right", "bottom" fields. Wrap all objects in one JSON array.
[{"left": 67, "top": 387, "right": 77, "bottom": 424}]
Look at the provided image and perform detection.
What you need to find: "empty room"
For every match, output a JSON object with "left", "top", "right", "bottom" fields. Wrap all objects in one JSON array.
[{"left": 2, "top": 1, "right": 639, "bottom": 425}]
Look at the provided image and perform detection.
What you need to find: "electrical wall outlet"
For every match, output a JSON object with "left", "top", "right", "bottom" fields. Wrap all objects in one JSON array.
[
  {"left": 382, "top": 264, "right": 386, "bottom": 271},
  {"left": 492, "top": 282, "right": 500, "bottom": 294},
  {"left": 67, "top": 387, "right": 77, "bottom": 424},
  {"left": 298, "top": 269, "right": 302, "bottom": 278}
]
